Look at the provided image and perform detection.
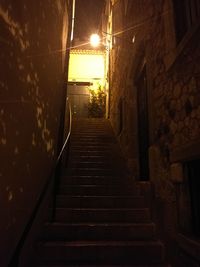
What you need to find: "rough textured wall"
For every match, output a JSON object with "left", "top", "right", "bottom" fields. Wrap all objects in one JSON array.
[
  {"left": 0, "top": 0, "right": 71, "bottom": 264},
  {"left": 109, "top": 0, "right": 153, "bottom": 176},
  {"left": 109, "top": 0, "right": 200, "bottom": 252},
  {"left": 147, "top": 0, "right": 200, "bottom": 241},
  {"left": 142, "top": 3, "right": 200, "bottom": 172}
]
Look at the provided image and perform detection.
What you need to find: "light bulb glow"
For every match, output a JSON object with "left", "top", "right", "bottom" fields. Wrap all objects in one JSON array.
[{"left": 90, "top": 34, "right": 100, "bottom": 47}]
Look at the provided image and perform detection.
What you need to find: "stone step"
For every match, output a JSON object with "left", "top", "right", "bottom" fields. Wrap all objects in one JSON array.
[
  {"left": 68, "top": 161, "right": 117, "bottom": 169},
  {"left": 68, "top": 155, "right": 118, "bottom": 164},
  {"left": 64, "top": 168, "right": 123, "bottom": 176},
  {"left": 70, "top": 136, "right": 114, "bottom": 141},
  {"left": 71, "top": 131, "right": 112, "bottom": 136},
  {"left": 56, "top": 195, "right": 146, "bottom": 208},
  {"left": 55, "top": 208, "right": 151, "bottom": 223},
  {"left": 72, "top": 124, "right": 110, "bottom": 128},
  {"left": 71, "top": 127, "right": 112, "bottom": 131},
  {"left": 70, "top": 139, "right": 117, "bottom": 147},
  {"left": 70, "top": 139, "right": 115, "bottom": 145},
  {"left": 72, "top": 124, "right": 110, "bottom": 127},
  {"left": 70, "top": 136, "right": 114, "bottom": 143},
  {"left": 68, "top": 154, "right": 109, "bottom": 160},
  {"left": 35, "top": 265, "right": 170, "bottom": 267},
  {"left": 69, "top": 150, "right": 111, "bottom": 157},
  {"left": 69, "top": 146, "right": 113, "bottom": 153},
  {"left": 72, "top": 123, "right": 110, "bottom": 127},
  {"left": 43, "top": 222, "right": 156, "bottom": 241},
  {"left": 36, "top": 240, "right": 165, "bottom": 265},
  {"left": 58, "top": 185, "right": 139, "bottom": 196},
  {"left": 68, "top": 157, "right": 122, "bottom": 166},
  {"left": 68, "top": 153, "right": 125, "bottom": 162},
  {"left": 70, "top": 146, "right": 111, "bottom": 152},
  {"left": 60, "top": 175, "right": 132, "bottom": 186}
]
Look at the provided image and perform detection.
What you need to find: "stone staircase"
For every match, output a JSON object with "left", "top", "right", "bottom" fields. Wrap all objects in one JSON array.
[{"left": 34, "top": 118, "right": 166, "bottom": 266}]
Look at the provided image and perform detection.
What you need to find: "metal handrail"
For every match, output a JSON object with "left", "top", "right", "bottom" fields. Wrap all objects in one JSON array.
[
  {"left": 57, "top": 97, "right": 72, "bottom": 164},
  {"left": 9, "top": 97, "right": 72, "bottom": 266}
]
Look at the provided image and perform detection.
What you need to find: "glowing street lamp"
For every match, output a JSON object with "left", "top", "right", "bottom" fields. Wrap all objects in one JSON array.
[{"left": 90, "top": 34, "right": 100, "bottom": 47}]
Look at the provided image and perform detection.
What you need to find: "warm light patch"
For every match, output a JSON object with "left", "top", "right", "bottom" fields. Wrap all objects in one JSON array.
[
  {"left": 90, "top": 34, "right": 100, "bottom": 47},
  {"left": 68, "top": 53, "right": 105, "bottom": 82}
]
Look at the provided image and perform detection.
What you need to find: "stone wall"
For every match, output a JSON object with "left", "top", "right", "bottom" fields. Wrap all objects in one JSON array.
[
  {"left": 108, "top": 0, "right": 200, "bottom": 258},
  {"left": 0, "top": 1, "right": 72, "bottom": 265}
]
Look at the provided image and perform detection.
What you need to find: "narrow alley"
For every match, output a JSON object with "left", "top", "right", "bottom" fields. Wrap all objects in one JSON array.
[{"left": 0, "top": 0, "right": 200, "bottom": 266}]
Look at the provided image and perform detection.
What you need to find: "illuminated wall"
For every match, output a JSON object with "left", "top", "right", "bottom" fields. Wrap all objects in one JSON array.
[
  {"left": 68, "top": 50, "right": 105, "bottom": 85},
  {"left": 68, "top": 50, "right": 106, "bottom": 118}
]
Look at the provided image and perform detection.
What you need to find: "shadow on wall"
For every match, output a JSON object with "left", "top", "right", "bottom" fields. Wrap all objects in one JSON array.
[{"left": 0, "top": 1, "right": 71, "bottom": 265}]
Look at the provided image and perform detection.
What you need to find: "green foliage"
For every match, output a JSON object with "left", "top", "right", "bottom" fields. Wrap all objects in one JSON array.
[{"left": 88, "top": 85, "right": 106, "bottom": 118}]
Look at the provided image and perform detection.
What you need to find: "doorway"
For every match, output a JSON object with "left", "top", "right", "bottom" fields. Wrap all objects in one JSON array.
[
  {"left": 68, "top": 84, "right": 90, "bottom": 118},
  {"left": 136, "top": 65, "right": 149, "bottom": 181}
]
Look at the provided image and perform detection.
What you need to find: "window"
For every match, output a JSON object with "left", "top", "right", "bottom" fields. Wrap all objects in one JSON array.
[
  {"left": 173, "top": 0, "right": 200, "bottom": 44},
  {"left": 164, "top": 0, "right": 200, "bottom": 69}
]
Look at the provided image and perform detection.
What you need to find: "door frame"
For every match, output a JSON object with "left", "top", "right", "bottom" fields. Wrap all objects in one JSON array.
[{"left": 135, "top": 60, "right": 150, "bottom": 181}]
